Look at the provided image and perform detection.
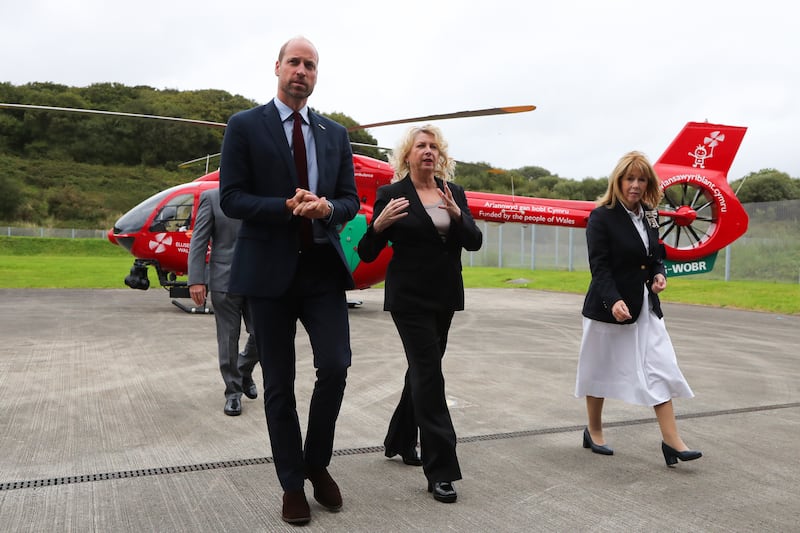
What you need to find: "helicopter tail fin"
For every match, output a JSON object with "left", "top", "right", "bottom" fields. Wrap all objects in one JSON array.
[{"left": 655, "top": 122, "right": 747, "bottom": 177}]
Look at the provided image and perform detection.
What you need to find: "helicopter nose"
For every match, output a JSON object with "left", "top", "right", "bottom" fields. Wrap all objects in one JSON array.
[{"left": 108, "top": 225, "right": 137, "bottom": 252}]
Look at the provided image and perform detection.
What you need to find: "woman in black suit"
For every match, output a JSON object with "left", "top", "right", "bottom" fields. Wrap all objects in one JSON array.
[
  {"left": 357, "top": 124, "right": 482, "bottom": 502},
  {"left": 576, "top": 151, "right": 701, "bottom": 467}
]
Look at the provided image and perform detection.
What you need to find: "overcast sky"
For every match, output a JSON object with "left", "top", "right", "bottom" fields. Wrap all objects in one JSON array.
[{"left": 2, "top": 0, "right": 797, "bottom": 181}]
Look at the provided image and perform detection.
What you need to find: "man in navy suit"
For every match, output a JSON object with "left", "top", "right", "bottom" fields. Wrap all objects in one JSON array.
[{"left": 219, "top": 36, "right": 359, "bottom": 525}]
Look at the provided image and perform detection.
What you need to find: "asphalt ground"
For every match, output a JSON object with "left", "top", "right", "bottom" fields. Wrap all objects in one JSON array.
[{"left": 0, "top": 288, "right": 798, "bottom": 532}]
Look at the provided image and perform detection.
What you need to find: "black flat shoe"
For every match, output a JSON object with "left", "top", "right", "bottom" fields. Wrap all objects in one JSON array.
[
  {"left": 583, "top": 427, "right": 613, "bottom": 455},
  {"left": 224, "top": 397, "right": 242, "bottom": 416},
  {"left": 427, "top": 481, "right": 457, "bottom": 503},
  {"left": 242, "top": 378, "right": 258, "bottom": 400},
  {"left": 662, "top": 441, "right": 702, "bottom": 467}
]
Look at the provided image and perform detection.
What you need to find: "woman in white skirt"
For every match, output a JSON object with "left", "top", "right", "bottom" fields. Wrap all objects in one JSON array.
[{"left": 575, "top": 151, "right": 702, "bottom": 467}]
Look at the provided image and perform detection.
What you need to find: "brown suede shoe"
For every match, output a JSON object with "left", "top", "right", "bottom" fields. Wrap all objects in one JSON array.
[
  {"left": 306, "top": 467, "right": 342, "bottom": 512},
  {"left": 282, "top": 489, "right": 311, "bottom": 525}
]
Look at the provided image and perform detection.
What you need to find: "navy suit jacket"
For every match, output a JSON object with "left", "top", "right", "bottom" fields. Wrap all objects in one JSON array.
[
  {"left": 218, "top": 101, "right": 359, "bottom": 298},
  {"left": 581, "top": 202, "right": 666, "bottom": 324},
  {"left": 357, "top": 177, "right": 482, "bottom": 313}
]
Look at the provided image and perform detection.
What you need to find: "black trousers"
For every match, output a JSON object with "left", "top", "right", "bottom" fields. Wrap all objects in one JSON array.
[
  {"left": 249, "top": 245, "right": 352, "bottom": 491},
  {"left": 386, "top": 309, "right": 462, "bottom": 483}
]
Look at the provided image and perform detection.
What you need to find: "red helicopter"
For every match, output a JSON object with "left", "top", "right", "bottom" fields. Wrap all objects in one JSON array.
[{"left": 1, "top": 103, "right": 749, "bottom": 310}]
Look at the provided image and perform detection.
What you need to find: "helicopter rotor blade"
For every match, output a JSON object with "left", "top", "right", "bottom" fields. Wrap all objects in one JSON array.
[
  {"left": 0, "top": 103, "right": 227, "bottom": 128},
  {"left": 2, "top": 102, "right": 535, "bottom": 133},
  {"left": 347, "top": 105, "right": 536, "bottom": 132},
  {"left": 350, "top": 141, "right": 392, "bottom": 151}
]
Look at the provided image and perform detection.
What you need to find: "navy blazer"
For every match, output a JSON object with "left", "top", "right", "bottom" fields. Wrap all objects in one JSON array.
[
  {"left": 581, "top": 202, "right": 666, "bottom": 324},
  {"left": 357, "top": 177, "right": 482, "bottom": 313},
  {"left": 218, "top": 101, "right": 360, "bottom": 297}
]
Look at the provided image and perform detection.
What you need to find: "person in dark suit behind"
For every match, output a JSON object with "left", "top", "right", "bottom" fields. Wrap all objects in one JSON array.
[
  {"left": 187, "top": 187, "right": 259, "bottom": 416},
  {"left": 357, "top": 124, "right": 482, "bottom": 504},
  {"left": 575, "top": 151, "right": 702, "bottom": 467},
  {"left": 219, "top": 36, "right": 359, "bottom": 525}
]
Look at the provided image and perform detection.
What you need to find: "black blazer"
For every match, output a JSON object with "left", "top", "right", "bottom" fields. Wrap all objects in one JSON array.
[
  {"left": 581, "top": 202, "right": 666, "bottom": 324},
  {"left": 219, "top": 101, "right": 360, "bottom": 298},
  {"left": 357, "top": 177, "right": 482, "bottom": 313}
]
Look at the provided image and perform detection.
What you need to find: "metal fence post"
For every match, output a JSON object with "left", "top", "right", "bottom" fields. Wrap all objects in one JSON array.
[{"left": 497, "top": 224, "right": 504, "bottom": 268}]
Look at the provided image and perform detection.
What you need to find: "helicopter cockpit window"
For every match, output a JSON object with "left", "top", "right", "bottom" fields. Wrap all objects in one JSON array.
[{"left": 149, "top": 193, "right": 195, "bottom": 233}]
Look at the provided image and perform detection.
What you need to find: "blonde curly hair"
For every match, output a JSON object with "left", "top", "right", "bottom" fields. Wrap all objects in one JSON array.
[{"left": 388, "top": 124, "right": 456, "bottom": 183}]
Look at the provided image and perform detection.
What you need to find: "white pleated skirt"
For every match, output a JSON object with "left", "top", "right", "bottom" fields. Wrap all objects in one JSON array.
[{"left": 575, "top": 291, "right": 694, "bottom": 407}]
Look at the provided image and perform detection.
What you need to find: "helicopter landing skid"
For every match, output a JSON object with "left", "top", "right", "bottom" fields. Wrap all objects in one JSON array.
[{"left": 171, "top": 300, "right": 214, "bottom": 314}]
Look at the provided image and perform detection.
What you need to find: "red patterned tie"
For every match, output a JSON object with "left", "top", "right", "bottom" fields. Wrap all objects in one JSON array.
[{"left": 292, "top": 112, "right": 313, "bottom": 248}]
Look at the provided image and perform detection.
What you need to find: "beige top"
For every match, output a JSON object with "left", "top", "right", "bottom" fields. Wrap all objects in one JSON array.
[{"left": 424, "top": 200, "right": 450, "bottom": 240}]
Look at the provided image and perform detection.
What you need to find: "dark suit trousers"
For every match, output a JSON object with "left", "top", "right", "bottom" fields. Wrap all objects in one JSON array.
[
  {"left": 248, "top": 245, "right": 352, "bottom": 491},
  {"left": 237, "top": 306, "right": 259, "bottom": 383},
  {"left": 237, "top": 333, "right": 259, "bottom": 383},
  {"left": 388, "top": 310, "right": 462, "bottom": 483}
]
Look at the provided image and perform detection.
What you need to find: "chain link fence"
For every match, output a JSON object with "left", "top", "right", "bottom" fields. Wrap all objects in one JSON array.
[
  {"left": 465, "top": 199, "right": 800, "bottom": 283},
  {"left": 2, "top": 227, "right": 108, "bottom": 239},
  {"left": 3, "top": 200, "right": 799, "bottom": 283}
]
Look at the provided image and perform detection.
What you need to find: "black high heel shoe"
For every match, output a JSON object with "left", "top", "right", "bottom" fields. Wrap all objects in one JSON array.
[
  {"left": 401, "top": 447, "right": 423, "bottom": 466},
  {"left": 384, "top": 445, "right": 423, "bottom": 466},
  {"left": 582, "top": 427, "right": 614, "bottom": 455},
  {"left": 661, "top": 442, "right": 702, "bottom": 467},
  {"left": 427, "top": 481, "right": 457, "bottom": 503}
]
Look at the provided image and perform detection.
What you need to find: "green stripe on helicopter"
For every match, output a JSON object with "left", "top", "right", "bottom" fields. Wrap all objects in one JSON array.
[{"left": 665, "top": 252, "right": 717, "bottom": 277}]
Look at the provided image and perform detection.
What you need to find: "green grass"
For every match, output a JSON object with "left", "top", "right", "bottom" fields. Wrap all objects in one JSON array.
[
  {"left": 0, "top": 236, "right": 159, "bottom": 288},
  {"left": 462, "top": 267, "right": 800, "bottom": 315},
  {"left": 0, "top": 256, "right": 154, "bottom": 288},
  {"left": 2, "top": 237, "right": 798, "bottom": 315},
  {"left": 0, "top": 235, "right": 127, "bottom": 256}
]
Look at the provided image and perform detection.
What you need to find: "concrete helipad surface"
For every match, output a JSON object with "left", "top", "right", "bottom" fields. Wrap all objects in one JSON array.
[{"left": 0, "top": 288, "right": 798, "bottom": 532}]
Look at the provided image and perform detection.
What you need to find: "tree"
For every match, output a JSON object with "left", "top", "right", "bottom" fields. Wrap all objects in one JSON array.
[
  {"left": 577, "top": 177, "right": 608, "bottom": 201},
  {"left": 0, "top": 83, "right": 258, "bottom": 167},
  {"left": 323, "top": 111, "right": 385, "bottom": 161},
  {"left": 0, "top": 174, "right": 22, "bottom": 220},
  {"left": 731, "top": 170, "right": 800, "bottom": 203},
  {"left": 517, "top": 165, "right": 551, "bottom": 180}
]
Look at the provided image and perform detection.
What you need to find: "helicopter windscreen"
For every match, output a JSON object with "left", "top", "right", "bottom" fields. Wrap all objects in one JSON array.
[
  {"left": 112, "top": 185, "right": 193, "bottom": 235},
  {"left": 148, "top": 193, "right": 195, "bottom": 232}
]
